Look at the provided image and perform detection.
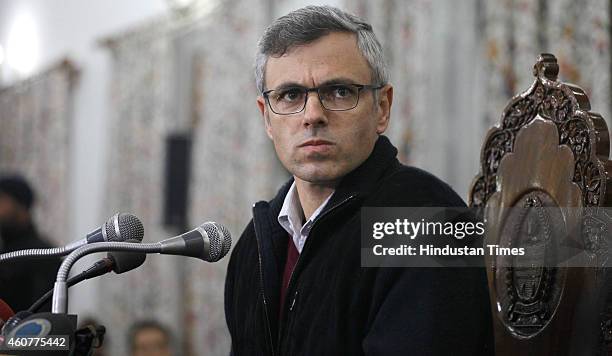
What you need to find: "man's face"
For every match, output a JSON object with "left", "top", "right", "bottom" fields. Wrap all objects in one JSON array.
[
  {"left": 131, "top": 328, "right": 171, "bottom": 356},
  {"left": 0, "top": 193, "right": 20, "bottom": 225},
  {"left": 257, "top": 32, "right": 393, "bottom": 185}
]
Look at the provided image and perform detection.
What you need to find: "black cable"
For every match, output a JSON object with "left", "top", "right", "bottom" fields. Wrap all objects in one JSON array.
[{"left": 28, "top": 258, "right": 114, "bottom": 313}]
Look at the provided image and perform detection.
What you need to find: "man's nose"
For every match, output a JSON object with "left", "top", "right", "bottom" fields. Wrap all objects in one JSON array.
[{"left": 302, "top": 91, "right": 328, "bottom": 127}]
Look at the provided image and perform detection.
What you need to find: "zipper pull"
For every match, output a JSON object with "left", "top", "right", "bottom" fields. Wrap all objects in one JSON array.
[{"left": 289, "top": 291, "right": 299, "bottom": 311}]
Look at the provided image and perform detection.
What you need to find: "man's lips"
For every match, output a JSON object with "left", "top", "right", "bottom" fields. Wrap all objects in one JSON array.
[{"left": 298, "top": 139, "right": 334, "bottom": 147}]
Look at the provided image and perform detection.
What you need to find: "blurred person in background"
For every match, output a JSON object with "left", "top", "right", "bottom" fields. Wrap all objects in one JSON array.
[
  {"left": 128, "top": 320, "right": 173, "bottom": 356},
  {"left": 0, "top": 174, "right": 61, "bottom": 312},
  {"left": 77, "top": 317, "right": 108, "bottom": 356}
]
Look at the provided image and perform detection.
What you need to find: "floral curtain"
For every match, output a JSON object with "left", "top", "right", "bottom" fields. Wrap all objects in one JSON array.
[
  {"left": 346, "top": 0, "right": 611, "bottom": 197},
  {"left": 0, "top": 59, "right": 78, "bottom": 246},
  {"left": 101, "top": 1, "right": 283, "bottom": 355}
]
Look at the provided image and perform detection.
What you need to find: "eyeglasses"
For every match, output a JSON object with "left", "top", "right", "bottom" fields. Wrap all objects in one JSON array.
[{"left": 262, "top": 83, "right": 384, "bottom": 115}]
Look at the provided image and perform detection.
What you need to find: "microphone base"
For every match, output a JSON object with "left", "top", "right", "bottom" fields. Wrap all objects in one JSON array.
[{"left": 1, "top": 312, "right": 77, "bottom": 355}]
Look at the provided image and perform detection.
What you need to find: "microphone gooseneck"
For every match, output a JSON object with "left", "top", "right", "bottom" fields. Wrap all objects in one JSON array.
[{"left": 27, "top": 239, "right": 146, "bottom": 314}]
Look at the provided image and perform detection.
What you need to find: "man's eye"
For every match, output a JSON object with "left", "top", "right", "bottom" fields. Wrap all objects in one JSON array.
[
  {"left": 330, "top": 85, "right": 356, "bottom": 98},
  {"left": 277, "top": 89, "right": 304, "bottom": 102}
]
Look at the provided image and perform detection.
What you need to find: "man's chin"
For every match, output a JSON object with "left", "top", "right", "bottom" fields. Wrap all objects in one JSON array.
[{"left": 293, "top": 167, "right": 344, "bottom": 186}]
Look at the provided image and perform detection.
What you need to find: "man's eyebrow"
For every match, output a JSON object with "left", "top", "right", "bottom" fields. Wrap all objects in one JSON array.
[
  {"left": 270, "top": 78, "right": 360, "bottom": 90},
  {"left": 319, "top": 77, "right": 358, "bottom": 86},
  {"left": 272, "top": 82, "right": 306, "bottom": 90}
]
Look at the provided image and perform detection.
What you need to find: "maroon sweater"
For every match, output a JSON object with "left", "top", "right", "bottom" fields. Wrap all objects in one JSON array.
[{"left": 279, "top": 237, "right": 299, "bottom": 319}]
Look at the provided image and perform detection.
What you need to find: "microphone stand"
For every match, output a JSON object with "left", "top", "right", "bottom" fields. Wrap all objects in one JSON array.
[{"left": 52, "top": 241, "right": 170, "bottom": 313}]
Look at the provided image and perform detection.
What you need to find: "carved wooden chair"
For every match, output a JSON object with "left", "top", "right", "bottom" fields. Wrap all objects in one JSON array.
[{"left": 469, "top": 53, "right": 612, "bottom": 355}]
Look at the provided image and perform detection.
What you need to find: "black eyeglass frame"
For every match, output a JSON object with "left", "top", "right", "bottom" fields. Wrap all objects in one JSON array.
[{"left": 262, "top": 83, "right": 385, "bottom": 115}]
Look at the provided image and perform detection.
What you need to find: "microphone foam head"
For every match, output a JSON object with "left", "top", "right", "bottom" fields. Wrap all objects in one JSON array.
[
  {"left": 104, "top": 213, "right": 144, "bottom": 242},
  {"left": 108, "top": 239, "right": 147, "bottom": 274},
  {"left": 201, "top": 222, "right": 232, "bottom": 262}
]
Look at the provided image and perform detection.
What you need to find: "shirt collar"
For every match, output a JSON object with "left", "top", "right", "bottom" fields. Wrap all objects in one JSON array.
[
  {"left": 278, "top": 182, "right": 302, "bottom": 236},
  {"left": 278, "top": 181, "right": 333, "bottom": 239}
]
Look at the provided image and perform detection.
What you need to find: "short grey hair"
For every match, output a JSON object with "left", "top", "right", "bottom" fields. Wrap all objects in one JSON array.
[{"left": 255, "top": 5, "right": 388, "bottom": 93}]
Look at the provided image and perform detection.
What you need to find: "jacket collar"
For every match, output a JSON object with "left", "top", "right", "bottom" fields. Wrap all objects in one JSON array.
[{"left": 323, "top": 134, "right": 399, "bottom": 212}]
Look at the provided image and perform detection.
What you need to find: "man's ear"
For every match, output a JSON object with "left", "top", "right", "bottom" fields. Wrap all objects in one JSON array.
[
  {"left": 257, "top": 96, "right": 274, "bottom": 140},
  {"left": 375, "top": 84, "right": 393, "bottom": 134}
]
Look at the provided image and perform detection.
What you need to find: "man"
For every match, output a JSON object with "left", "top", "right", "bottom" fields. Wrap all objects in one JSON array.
[
  {"left": 0, "top": 174, "right": 61, "bottom": 312},
  {"left": 225, "top": 5, "right": 492, "bottom": 355},
  {"left": 128, "top": 320, "right": 174, "bottom": 356}
]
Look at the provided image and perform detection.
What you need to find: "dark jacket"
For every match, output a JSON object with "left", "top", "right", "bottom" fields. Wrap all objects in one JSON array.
[
  {"left": 225, "top": 136, "right": 493, "bottom": 356},
  {"left": 0, "top": 223, "right": 61, "bottom": 312}
]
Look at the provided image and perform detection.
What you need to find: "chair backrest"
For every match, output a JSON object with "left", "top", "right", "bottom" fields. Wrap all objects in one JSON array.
[{"left": 469, "top": 53, "right": 612, "bottom": 355}]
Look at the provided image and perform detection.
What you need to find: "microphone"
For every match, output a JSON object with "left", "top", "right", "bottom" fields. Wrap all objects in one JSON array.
[
  {"left": 67, "top": 213, "right": 144, "bottom": 249},
  {"left": 51, "top": 222, "right": 231, "bottom": 313},
  {"left": 158, "top": 222, "right": 232, "bottom": 262},
  {"left": 27, "top": 240, "right": 146, "bottom": 313},
  {"left": 0, "top": 213, "right": 144, "bottom": 263}
]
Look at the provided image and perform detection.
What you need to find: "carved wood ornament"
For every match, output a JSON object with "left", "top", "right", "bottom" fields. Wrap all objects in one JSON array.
[{"left": 469, "top": 53, "right": 612, "bottom": 355}]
